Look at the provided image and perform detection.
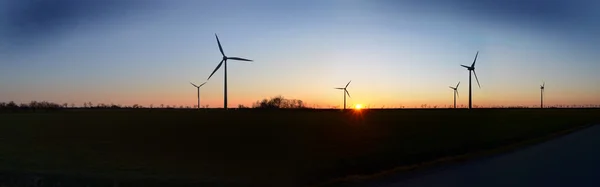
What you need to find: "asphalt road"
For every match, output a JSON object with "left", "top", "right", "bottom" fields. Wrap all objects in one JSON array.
[{"left": 370, "top": 125, "right": 600, "bottom": 187}]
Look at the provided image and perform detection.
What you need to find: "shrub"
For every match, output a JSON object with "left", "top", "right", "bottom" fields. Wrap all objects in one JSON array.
[{"left": 252, "top": 95, "right": 307, "bottom": 109}]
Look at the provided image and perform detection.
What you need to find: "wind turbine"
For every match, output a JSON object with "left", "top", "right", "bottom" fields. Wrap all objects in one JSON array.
[
  {"left": 449, "top": 81, "right": 460, "bottom": 108},
  {"left": 460, "top": 51, "right": 481, "bottom": 109},
  {"left": 207, "top": 34, "right": 253, "bottom": 109},
  {"left": 190, "top": 82, "right": 206, "bottom": 109},
  {"left": 334, "top": 81, "right": 352, "bottom": 110},
  {"left": 540, "top": 82, "right": 545, "bottom": 108}
]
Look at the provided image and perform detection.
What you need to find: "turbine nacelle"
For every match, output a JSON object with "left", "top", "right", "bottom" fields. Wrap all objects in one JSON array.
[
  {"left": 190, "top": 82, "right": 206, "bottom": 88},
  {"left": 540, "top": 82, "right": 545, "bottom": 90},
  {"left": 449, "top": 81, "right": 460, "bottom": 90},
  {"left": 207, "top": 34, "right": 254, "bottom": 81},
  {"left": 449, "top": 81, "right": 460, "bottom": 98},
  {"left": 461, "top": 65, "right": 474, "bottom": 71}
]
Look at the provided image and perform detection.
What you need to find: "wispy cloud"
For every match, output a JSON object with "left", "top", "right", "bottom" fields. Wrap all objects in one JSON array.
[{"left": 1, "top": 0, "right": 163, "bottom": 49}]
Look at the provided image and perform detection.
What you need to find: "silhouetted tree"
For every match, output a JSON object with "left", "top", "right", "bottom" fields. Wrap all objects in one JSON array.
[
  {"left": 0, "top": 101, "right": 64, "bottom": 111},
  {"left": 252, "top": 95, "right": 307, "bottom": 109}
]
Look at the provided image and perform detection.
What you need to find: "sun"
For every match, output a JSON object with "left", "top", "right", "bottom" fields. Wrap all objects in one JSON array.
[{"left": 354, "top": 104, "right": 363, "bottom": 110}]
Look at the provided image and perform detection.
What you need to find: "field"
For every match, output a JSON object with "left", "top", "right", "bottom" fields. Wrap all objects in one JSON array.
[{"left": 0, "top": 109, "right": 599, "bottom": 186}]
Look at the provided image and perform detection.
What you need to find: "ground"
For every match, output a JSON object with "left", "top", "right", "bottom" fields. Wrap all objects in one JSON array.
[
  {"left": 368, "top": 124, "right": 600, "bottom": 187},
  {"left": 0, "top": 108, "right": 598, "bottom": 186}
]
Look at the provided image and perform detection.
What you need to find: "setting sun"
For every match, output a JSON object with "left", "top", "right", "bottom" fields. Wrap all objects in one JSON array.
[{"left": 355, "top": 104, "right": 363, "bottom": 110}]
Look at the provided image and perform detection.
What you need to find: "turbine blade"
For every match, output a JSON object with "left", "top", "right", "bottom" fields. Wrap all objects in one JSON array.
[
  {"left": 543, "top": 82, "right": 545, "bottom": 87},
  {"left": 345, "top": 80, "right": 351, "bottom": 88},
  {"left": 449, "top": 86, "right": 454, "bottom": 89},
  {"left": 345, "top": 89, "right": 351, "bottom": 98},
  {"left": 190, "top": 82, "right": 198, "bottom": 87},
  {"left": 461, "top": 65, "right": 471, "bottom": 69},
  {"left": 456, "top": 81, "right": 460, "bottom": 88},
  {"left": 471, "top": 51, "right": 479, "bottom": 67},
  {"left": 199, "top": 82, "right": 207, "bottom": 87},
  {"left": 456, "top": 90, "right": 460, "bottom": 98},
  {"left": 207, "top": 59, "right": 224, "bottom": 80},
  {"left": 335, "top": 87, "right": 344, "bottom": 89},
  {"left": 473, "top": 70, "right": 481, "bottom": 88},
  {"left": 215, "top": 34, "right": 225, "bottom": 57},
  {"left": 227, "top": 57, "right": 253, "bottom": 62}
]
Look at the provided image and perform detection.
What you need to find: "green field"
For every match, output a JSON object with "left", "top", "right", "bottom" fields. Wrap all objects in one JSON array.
[{"left": 0, "top": 109, "right": 599, "bottom": 186}]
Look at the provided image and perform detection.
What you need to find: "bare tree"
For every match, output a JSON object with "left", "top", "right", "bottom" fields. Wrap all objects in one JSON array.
[{"left": 252, "top": 95, "right": 307, "bottom": 109}]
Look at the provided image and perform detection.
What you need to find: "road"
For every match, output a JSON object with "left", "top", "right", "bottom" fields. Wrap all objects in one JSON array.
[{"left": 369, "top": 125, "right": 600, "bottom": 187}]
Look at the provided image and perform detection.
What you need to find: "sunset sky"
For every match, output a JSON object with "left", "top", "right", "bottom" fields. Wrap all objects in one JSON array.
[{"left": 1, "top": 0, "right": 599, "bottom": 108}]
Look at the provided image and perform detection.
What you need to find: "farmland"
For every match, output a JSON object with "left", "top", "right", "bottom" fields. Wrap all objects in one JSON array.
[{"left": 0, "top": 108, "right": 599, "bottom": 186}]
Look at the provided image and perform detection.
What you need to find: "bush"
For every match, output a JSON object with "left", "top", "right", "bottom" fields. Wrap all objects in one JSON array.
[
  {"left": 0, "top": 101, "right": 64, "bottom": 111},
  {"left": 252, "top": 96, "right": 307, "bottom": 109}
]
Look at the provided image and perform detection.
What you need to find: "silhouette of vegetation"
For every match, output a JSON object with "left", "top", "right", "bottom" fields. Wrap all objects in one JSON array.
[
  {"left": 252, "top": 95, "right": 307, "bottom": 109},
  {"left": 2, "top": 100, "right": 599, "bottom": 111},
  {"left": 0, "top": 101, "right": 143, "bottom": 111},
  {"left": 0, "top": 101, "right": 63, "bottom": 111}
]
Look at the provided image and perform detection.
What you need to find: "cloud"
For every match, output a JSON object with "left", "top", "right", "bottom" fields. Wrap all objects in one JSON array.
[{"left": 1, "top": 0, "right": 163, "bottom": 48}]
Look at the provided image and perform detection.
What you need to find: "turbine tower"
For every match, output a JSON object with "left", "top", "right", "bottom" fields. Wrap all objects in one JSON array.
[
  {"left": 449, "top": 81, "right": 460, "bottom": 108},
  {"left": 540, "top": 82, "right": 545, "bottom": 108},
  {"left": 190, "top": 82, "right": 206, "bottom": 109},
  {"left": 335, "top": 81, "right": 352, "bottom": 110},
  {"left": 207, "top": 34, "right": 253, "bottom": 109},
  {"left": 460, "top": 51, "right": 481, "bottom": 109}
]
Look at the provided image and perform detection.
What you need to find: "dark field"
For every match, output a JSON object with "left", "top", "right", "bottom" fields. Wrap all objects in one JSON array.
[{"left": 0, "top": 109, "right": 599, "bottom": 186}]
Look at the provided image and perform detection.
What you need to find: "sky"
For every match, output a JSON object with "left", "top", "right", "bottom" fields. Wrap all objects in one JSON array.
[{"left": 1, "top": 0, "right": 599, "bottom": 108}]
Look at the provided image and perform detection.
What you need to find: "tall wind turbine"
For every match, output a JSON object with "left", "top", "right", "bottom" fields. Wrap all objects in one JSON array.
[
  {"left": 334, "top": 81, "right": 352, "bottom": 110},
  {"left": 540, "top": 82, "right": 545, "bottom": 108},
  {"left": 207, "top": 34, "right": 253, "bottom": 109},
  {"left": 190, "top": 82, "right": 206, "bottom": 109},
  {"left": 449, "top": 81, "right": 460, "bottom": 108},
  {"left": 460, "top": 51, "right": 481, "bottom": 109}
]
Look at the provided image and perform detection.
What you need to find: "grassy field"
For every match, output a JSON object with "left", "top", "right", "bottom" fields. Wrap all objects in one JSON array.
[{"left": 0, "top": 108, "right": 599, "bottom": 186}]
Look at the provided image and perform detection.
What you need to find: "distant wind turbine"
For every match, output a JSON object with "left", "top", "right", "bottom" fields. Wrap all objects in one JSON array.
[
  {"left": 460, "top": 51, "right": 481, "bottom": 109},
  {"left": 449, "top": 81, "right": 460, "bottom": 108},
  {"left": 335, "top": 81, "right": 352, "bottom": 110},
  {"left": 540, "top": 82, "right": 545, "bottom": 108},
  {"left": 190, "top": 82, "right": 206, "bottom": 109},
  {"left": 207, "top": 34, "right": 253, "bottom": 109}
]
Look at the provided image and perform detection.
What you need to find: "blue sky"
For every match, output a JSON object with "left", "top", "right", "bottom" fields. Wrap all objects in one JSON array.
[{"left": 1, "top": 0, "right": 599, "bottom": 108}]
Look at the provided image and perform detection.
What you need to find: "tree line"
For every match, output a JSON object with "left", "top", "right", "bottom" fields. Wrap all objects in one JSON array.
[{"left": 0, "top": 96, "right": 308, "bottom": 111}]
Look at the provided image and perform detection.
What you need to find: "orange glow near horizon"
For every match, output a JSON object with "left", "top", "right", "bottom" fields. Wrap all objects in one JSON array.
[{"left": 355, "top": 104, "right": 363, "bottom": 110}]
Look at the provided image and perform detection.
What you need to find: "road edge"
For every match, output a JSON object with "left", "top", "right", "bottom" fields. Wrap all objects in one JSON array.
[{"left": 310, "top": 123, "right": 596, "bottom": 187}]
